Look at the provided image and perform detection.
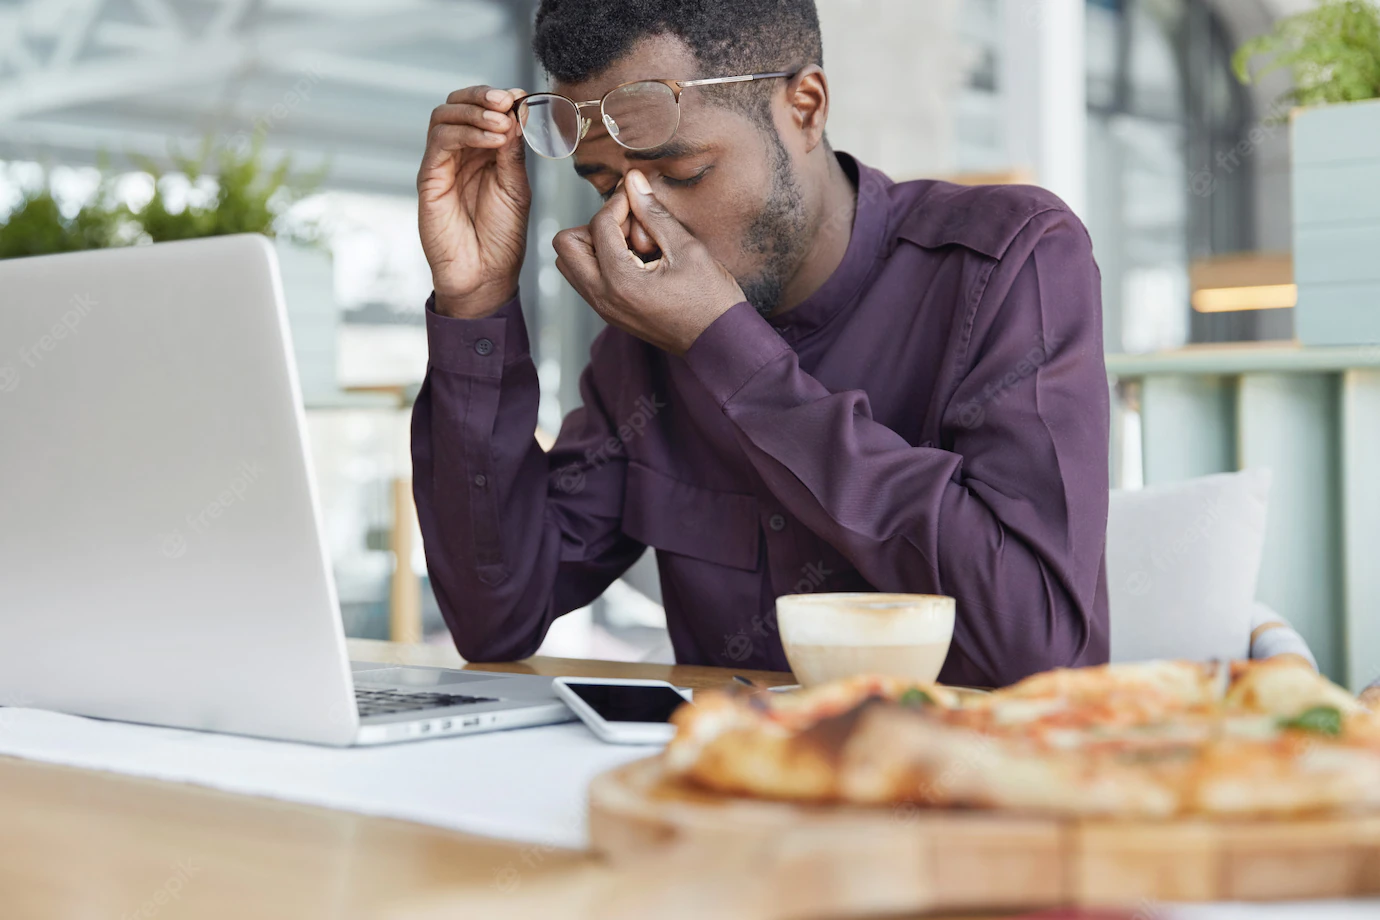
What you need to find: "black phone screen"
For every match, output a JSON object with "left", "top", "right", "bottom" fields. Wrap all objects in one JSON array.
[{"left": 566, "top": 683, "right": 688, "bottom": 723}]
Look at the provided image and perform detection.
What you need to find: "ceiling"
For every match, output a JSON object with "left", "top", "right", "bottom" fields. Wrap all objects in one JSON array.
[
  {"left": 0, "top": 0, "right": 1314, "bottom": 197},
  {"left": 0, "top": 0, "right": 531, "bottom": 194}
]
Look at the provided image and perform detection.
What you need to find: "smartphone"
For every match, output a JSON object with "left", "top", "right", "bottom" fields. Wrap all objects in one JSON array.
[{"left": 552, "top": 677, "right": 692, "bottom": 745}]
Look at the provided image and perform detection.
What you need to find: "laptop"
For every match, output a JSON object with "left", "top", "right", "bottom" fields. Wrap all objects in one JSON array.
[{"left": 0, "top": 235, "right": 573, "bottom": 746}]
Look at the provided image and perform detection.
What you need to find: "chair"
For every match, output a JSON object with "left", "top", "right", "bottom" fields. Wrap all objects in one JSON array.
[{"left": 1106, "top": 468, "right": 1317, "bottom": 668}]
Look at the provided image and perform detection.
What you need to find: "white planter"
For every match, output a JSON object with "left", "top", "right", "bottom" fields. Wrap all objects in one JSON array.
[
  {"left": 273, "top": 239, "right": 339, "bottom": 402},
  {"left": 1292, "top": 98, "right": 1380, "bottom": 346}
]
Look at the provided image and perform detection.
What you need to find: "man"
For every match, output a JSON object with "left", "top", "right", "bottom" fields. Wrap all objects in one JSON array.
[{"left": 413, "top": 0, "right": 1109, "bottom": 687}]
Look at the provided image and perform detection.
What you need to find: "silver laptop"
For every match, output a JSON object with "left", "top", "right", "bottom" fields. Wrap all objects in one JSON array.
[{"left": 0, "top": 235, "right": 573, "bottom": 746}]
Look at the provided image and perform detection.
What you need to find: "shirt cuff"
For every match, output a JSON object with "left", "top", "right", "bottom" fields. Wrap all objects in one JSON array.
[
  {"left": 424, "top": 291, "right": 531, "bottom": 379},
  {"left": 682, "top": 301, "right": 791, "bottom": 407},
  {"left": 1250, "top": 625, "right": 1318, "bottom": 670}
]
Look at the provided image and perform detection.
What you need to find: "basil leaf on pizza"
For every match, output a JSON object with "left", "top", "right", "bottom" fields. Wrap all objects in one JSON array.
[
  {"left": 1279, "top": 705, "right": 1342, "bottom": 736},
  {"left": 898, "top": 688, "right": 933, "bottom": 708}
]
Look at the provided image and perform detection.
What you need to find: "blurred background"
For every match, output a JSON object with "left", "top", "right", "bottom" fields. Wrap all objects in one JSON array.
[{"left": 1, "top": 0, "right": 1373, "bottom": 671}]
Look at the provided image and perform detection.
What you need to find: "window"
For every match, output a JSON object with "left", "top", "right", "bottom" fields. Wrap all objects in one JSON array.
[
  {"left": 953, "top": 0, "right": 1257, "bottom": 353},
  {"left": 1085, "top": 0, "right": 1255, "bottom": 352}
]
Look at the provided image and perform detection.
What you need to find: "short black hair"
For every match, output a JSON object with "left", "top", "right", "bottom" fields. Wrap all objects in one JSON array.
[{"left": 532, "top": 0, "right": 823, "bottom": 123}]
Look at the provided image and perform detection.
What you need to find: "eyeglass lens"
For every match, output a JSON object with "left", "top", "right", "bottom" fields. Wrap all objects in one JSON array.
[
  {"left": 517, "top": 81, "right": 682, "bottom": 159},
  {"left": 600, "top": 82, "right": 680, "bottom": 150},
  {"left": 517, "top": 95, "right": 582, "bottom": 159}
]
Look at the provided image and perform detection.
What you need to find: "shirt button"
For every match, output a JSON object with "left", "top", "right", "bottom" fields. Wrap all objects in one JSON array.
[
  {"left": 474, "top": 338, "right": 494, "bottom": 356},
  {"left": 768, "top": 514, "right": 786, "bottom": 532},
  {"left": 473, "top": 474, "right": 487, "bottom": 487}
]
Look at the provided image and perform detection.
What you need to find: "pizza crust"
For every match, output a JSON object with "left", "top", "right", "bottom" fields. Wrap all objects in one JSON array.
[{"left": 665, "top": 660, "right": 1380, "bottom": 818}]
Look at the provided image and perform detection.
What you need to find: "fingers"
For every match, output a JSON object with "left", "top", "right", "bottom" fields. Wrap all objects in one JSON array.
[
  {"left": 613, "top": 177, "right": 659, "bottom": 260},
  {"left": 623, "top": 170, "right": 692, "bottom": 260},
  {"left": 552, "top": 226, "right": 602, "bottom": 295},
  {"left": 428, "top": 87, "right": 531, "bottom": 184},
  {"left": 428, "top": 89, "right": 519, "bottom": 155},
  {"left": 426, "top": 122, "right": 507, "bottom": 152},
  {"left": 420, "top": 123, "right": 508, "bottom": 174},
  {"left": 590, "top": 188, "right": 645, "bottom": 275},
  {"left": 431, "top": 87, "right": 524, "bottom": 150},
  {"left": 430, "top": 102, "right": 513, "bottom": 136},
  {"left": 505, "top": 88, "right": 529, "bottom": 127},
  {"left": 425, "top": 90, "right": 516, "bottom": 166},
  {"left": 496, "top": 87, "right": 529, "bottom": 174},
  {"left": 446, "top": 85, "right": 521, "bottom": 110}
]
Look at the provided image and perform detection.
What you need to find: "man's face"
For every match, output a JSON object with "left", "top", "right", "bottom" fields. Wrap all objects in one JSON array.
[{"left": 554, "top": 35, "right": 812, "bottom": 316}]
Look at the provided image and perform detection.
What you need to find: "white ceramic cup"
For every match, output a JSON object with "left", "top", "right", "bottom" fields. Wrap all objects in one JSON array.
[{"left": 775, "top": 593, "right": 956, "bottom": 688}]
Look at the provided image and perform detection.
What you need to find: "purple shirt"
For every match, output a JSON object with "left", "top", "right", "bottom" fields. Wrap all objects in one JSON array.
[{"left": 412, "top": 152, "right": 1110, "bottom": 687}]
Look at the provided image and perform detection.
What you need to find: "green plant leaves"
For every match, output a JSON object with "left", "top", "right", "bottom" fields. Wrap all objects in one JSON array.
[
  {"left": 0, "top": 135, "right": 324, "bottom": 260},
  {"left": 1233, "top": 0, "right": 1380, "bottom": 108},
  {"left": 128, "top": 134, "right": 323, "bottom": 244},
  {"left": 0, "top": 165, "right": 126, "bottom": 260}
]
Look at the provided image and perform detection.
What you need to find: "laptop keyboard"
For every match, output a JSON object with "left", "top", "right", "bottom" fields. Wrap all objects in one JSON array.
[{"left": 355, "top": 688, "right": 497, "bottom": 718}]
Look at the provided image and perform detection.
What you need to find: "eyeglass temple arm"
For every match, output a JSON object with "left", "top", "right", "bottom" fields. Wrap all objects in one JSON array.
[
  {"left": 509, "top": 71, "right": 796, "bottom": 113},
  {"left": 678, "top": 71, "right": 796, "bottom": 88},
  {"left": 506, "top": 96, "right": 603, "bottom": 113}
]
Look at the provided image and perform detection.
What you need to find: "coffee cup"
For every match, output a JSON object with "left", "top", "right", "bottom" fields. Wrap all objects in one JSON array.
[{"left": 775, "top": 593, "right": 956, "bottom": 688}]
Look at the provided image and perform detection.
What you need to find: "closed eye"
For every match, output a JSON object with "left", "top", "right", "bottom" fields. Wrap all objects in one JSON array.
[
  {"left": 663, "top": 166, "right": 712, "bottom": 190},
  {"left": 595, "top": 166, "right": 713, "bottom": 202}
]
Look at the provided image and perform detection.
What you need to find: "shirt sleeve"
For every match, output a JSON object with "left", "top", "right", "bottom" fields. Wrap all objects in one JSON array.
[
  {"left": 410, "top": 292, "right": 645, "bottom": 662},
  {"left": 681, "top": 210, "right": 1109, "bottom": 687}
]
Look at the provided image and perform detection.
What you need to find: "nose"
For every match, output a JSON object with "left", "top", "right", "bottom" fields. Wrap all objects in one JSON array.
[
  {"left": 613, "top": 177, "right": 662, "bottom": 262},
  {"left": 628, "top": 219, "right": 659, "bottom": 260}
]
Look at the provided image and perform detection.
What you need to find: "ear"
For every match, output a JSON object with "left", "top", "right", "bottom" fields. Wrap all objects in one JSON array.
[{"left": 784, "top": 65, "right": 829, "bottom": 154}]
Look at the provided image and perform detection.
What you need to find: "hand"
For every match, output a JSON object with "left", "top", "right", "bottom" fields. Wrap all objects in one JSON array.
[
  {"left": 552, "top": 170, "right": 747, "bottom": 356},
  {"left": 418, "top": 85, "right": 530, "bottom": 319}
]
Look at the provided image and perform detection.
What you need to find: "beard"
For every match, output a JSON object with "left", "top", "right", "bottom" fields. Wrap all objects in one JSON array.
[{"left": 735, "top": 131, "right": 812, "bottom": 319}]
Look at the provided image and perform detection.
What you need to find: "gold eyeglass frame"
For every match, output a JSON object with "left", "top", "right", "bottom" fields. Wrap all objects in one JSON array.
[{"left": 512, "top": 71, "right": 797, "bottom": 159}]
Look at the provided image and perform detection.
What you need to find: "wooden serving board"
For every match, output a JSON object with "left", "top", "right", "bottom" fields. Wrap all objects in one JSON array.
[{"left": 589, "top": 757, "right": 1380, "bottom": 918}]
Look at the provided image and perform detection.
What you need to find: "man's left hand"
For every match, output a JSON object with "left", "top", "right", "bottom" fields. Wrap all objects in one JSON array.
[{"left": 552, "top": 170, "right": 747, "bottom": 356}]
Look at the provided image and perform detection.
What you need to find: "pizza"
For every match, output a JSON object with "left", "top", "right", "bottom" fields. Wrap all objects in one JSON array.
[{"left": 664, "top": 659, "right": 1380, "bottom": 818}]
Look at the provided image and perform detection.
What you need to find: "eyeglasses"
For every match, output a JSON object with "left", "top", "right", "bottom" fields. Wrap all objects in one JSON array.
[{"left": 513, "top": 72, "right": 796, "bottom": 160}]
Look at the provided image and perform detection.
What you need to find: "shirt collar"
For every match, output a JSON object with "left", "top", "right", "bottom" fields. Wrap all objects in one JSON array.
[{"left": 767, "top": 150, "right": 893, "bottom": 346}]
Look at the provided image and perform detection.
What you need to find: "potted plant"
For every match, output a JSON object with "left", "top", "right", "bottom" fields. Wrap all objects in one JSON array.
[
  {"left": 0, "top": 140, "right": 336, "bottom": 398},
  {"left": 0, "top": 163, "right": 129, "bottom": 259},
  {"left": 1235, "top": 0, "right": 1380, "bottom": 346}
]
